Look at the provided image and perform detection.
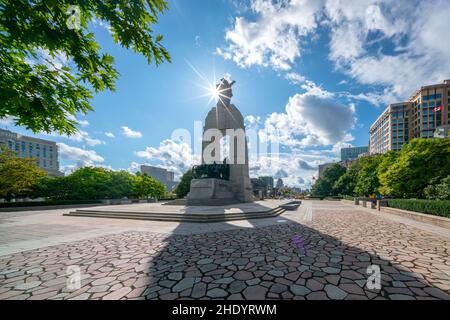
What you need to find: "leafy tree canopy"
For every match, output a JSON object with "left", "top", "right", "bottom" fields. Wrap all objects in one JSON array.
[
  {"left": 0, "top": 0, "right": 171, "bottom": 135},
  {"left": 379, "top": 138, "right": 450, "bottom": 198},
  {"left": 35, "top": 167, "right": 166, "bottom": 200},
  {"left": 353, "top": 155, "right": 383, "bottom": 197},
  {"left": 316, "top": 139, "right": 450, "bottom": 199},
  {"left": 0, "top": 145, "right": 47, "bottom": 201},
  {"left": 333, "top": 161, "right": 361, "bottom": 196},
  {"left": 133, "top": 173, "right": 165, "bottom": 199},
  {"left": 174, "top": 169, "right": 193, "bottom": 199},
  {"left": 311, "top": 164, "right": 346, "bottom": 197}
]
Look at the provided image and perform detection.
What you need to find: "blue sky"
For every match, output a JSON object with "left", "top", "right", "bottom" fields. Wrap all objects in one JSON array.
[{"left": 2, "top": 0, "right": 450, "bottom": 187}]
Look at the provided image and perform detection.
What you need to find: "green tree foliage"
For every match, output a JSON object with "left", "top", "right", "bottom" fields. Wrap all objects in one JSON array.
[
  {"left": 333, "top": 151, "right": 397, "bottom": 197},
  {"left": 379, "top": 139, "right": 450, "bottom": 198},
  {"left": 315, "top": 138, "right": 450, "bottom": 199},
  {"left": 174, "top": 169, "right": 193, "bottom": 198},
  {"left": 424, "top": 176, "right": 450, "bottom": 200},
  {"left": 311, "top": 164, "right": 346, "bottom": 197},
  {"left": 35, "top": 167, "right": 165, "bottom": 200},
  {"left": 353, "top": 155, "right": 383, "bottom": 196},
  {"left": 133, "top": 173, "right": 165, "bottom": 199},
  {"left": 333, "top": 161, "right": 361, "bottom": 196},
  {"left": 0, "top": 145, "right": 47, "bottom": 201},
  {"left": 1, "top": 0, "right": 171, "bottom": 135}
]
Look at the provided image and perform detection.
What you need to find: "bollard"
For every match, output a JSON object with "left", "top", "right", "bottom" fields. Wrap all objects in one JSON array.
[
  {"left": 355, "top": 198, "right": 359, "bottom": 205},
  {"left": 377, "top": 200, "right": 381, "bottom": 211},
  {"left": 371, "top": 201, "right": 376, "bottom": 209},
  {"left": 362, "top": 200, "right": 367, "bottom": 207}
]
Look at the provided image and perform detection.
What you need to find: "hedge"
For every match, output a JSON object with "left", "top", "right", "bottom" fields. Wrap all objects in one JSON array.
[
  {"left": 306, "top": 196, "right": 324, "bottom": 200},
  {"left": 387, "top": 199, "right": 450, "bottom": 218},
  {"left": 343, "top": 195, "right": 354, "bottom": 201},
  {"left": 0, "top": 200, "right": 102, "bottom": 208}
]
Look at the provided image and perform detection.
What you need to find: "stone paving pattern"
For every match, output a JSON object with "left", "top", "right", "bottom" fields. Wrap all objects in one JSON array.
[{"left": 0, "top": 201, "right": 449, "bottom": 300}]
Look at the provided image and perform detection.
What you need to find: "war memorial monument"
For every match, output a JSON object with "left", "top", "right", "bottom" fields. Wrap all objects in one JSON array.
[
  {"left": 65, "top": 78, "right": 288, "bottom": 222},
  {"left": 187, "top": 78, "right": 254, "bottom": 206}
]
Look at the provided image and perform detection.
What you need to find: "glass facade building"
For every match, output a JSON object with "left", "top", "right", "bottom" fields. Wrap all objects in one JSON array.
[
  {"left": 341, "top": 146, "right": 369, "bottom": 161},
  {"left": 369, "top": 80, "right": 450, "bottom": 154}
]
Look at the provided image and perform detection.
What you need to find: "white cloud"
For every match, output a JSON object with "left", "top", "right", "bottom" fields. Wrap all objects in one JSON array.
[
  {"left": 219, "top": 0, "right": 322, "bottom": 70},
  {"left": 135, "top": 139, "right": 200, "bottom": 179},
  {"left": 221, "top": 0, "right": 450, "bottom": 102},
  {"left": 263, "top": 89, "right": 356, "bottom": 148},
  {"left": 41, "top": 129, "right": 89, "bottom": 143},
  {"left": 57, "top": 143, "right": 104, "bottom": 166},
  {"left": 326, "top": 0, "right": 450, "bottom": 99},
  {"left": 244, "top": 115, "right": 261, "bottom": 129},
  {"left": 59, "top": 164, "right": 77, "bottom": 176},
  {"left": 78, "top": 120, "right": 89, "bottom": 127},
  {"left": 285, "top": 72, "right": 306, "bottom": 85},
  {"left": 92, "top": 17, "right": 113, "bottom": 34},
  {"left": 249, "top": 152, "right": 335, "bottom": 188},
  {"left": 195, "top": 35, "right": 201, "bottom": 47},
  {"left": 0, "top": 116, "right": 16, "bottom": 127},
  {"left": 127, "top": 162, "right": 142, "bottom": 174},
  {"left": 121, "top": 126, "right": 142, "bottom": 139},
  {"left": 105, "top": 132, "right": 115, "bottom": 138},
  {"left": 85, "top": 137, "right": 105, "bottom": 146}
]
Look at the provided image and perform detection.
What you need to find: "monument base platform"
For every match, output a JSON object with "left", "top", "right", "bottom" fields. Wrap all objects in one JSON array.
[
  {"left": 187, "top": 178, "right": 241, "bottom": 206},
  {"left": 64, "top": 200, "right": 288, "bottom": 223}
]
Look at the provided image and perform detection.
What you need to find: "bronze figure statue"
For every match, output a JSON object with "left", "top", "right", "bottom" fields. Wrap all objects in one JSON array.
[{"left": 216, "top": 78, "right": 236, "bottom": 107}]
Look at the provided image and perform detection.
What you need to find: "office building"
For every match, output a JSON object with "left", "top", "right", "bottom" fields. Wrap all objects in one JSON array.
[
  {"left": 259, "top": 176, "right": 274, "bottom": 191},
  {"left": 409, "top": 80, "right": 450, "bottom": 139},
  {"left": 369, "top": 102, "right": 412, "bottom": 154},
  {"left": 369, "top": 80, "right": 450, "bottom": 154},
  {"left": 251, "top": 176, "right": 274, "bottom": 196},
  {"left": 0, "top": 128, "right": 62, "bottom": 176},
  {"left": 341, "top": 146, "right": 369, "bottom": 161},
  {"left": 140, "top": 165, "right": 177, "bottom": 191}
]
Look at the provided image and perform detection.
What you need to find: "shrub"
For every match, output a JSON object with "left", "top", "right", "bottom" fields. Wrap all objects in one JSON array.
[
  {"left": 387, "top": 199, "right": 450, "bottom": 218},
  {"left": 343, "top": 195, "right": 354, "bottom": 201},
  {"left": 424, "top": 176, "right": 450, "bottom": 200}
]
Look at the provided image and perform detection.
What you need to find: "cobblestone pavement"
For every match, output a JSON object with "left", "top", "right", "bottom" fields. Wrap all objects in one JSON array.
[{"left": 0, "top": 201, "right": 449, "bottom": 300}]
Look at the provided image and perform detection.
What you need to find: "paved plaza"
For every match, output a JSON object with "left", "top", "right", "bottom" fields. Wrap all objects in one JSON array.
[{"left": 0, "top": 200, "right": 449, "bottom": 300}]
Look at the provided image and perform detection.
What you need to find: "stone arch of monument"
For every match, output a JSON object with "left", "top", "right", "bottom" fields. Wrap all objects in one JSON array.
[{"left": 187, "top": 78, "right": 254, "bottom": 205}]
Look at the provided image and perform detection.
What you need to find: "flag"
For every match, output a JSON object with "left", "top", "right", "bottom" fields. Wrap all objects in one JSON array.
[{"left": 432, "top": 105, "right": 443, "bottom": 113}]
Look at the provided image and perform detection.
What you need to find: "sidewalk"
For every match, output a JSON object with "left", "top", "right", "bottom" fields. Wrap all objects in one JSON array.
[{"left": 340, "top": 201, "right": 450, "bottom": 240}]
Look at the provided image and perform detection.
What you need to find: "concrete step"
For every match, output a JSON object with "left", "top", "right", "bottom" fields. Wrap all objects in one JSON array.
[
  {"left": 162, "top": 199, "right": 187, "bottom": 206},
  {"left": 64, "top": 207, "right": 285, "bottom": 223}
]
